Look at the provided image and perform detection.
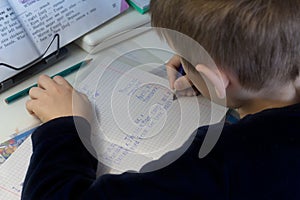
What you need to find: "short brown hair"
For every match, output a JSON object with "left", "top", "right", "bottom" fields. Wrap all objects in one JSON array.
[{"left": 150, "top": 0, "right": 300, "bottom": 90}]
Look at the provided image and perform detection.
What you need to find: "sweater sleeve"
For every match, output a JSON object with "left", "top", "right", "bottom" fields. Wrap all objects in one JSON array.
[
  {"left": 21, "top": 117, "right": 227, "bottom": 200},
  {"left": 21, "top": 116, "right": 100, "bottom": 200}
]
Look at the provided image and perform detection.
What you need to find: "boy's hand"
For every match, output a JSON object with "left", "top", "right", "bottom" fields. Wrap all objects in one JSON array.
[
  {"left": 166, "top": 55, "right": 200, "bottom": 96},
  {"left": 26, "top": 75, "right": 92, "bottom": 123}
]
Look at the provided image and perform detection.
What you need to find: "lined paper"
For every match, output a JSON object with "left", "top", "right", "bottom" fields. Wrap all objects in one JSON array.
[
  {"left": 77, "top": 50, "right": 226, "bottom": 172},
  {"left": 0, "top": 137, "right": 32, "bottom": 200}
]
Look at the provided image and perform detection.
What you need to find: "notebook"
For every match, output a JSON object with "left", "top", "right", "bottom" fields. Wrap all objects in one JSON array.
[
  {"left": 74, "top": 48, "right": 226, "bottom": 172},
  {"left": 0, "top": 0, "right": 129, "bottom": 93}
]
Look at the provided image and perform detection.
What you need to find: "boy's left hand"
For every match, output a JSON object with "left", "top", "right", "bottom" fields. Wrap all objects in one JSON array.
[{"left": 26, "top": 75, "right": 92, "bottom": 123}]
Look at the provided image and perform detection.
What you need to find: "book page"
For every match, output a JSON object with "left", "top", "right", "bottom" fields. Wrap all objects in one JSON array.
[
  {"left": 0, "top": 0, "right": 40, "bottom": 79},
  {"left": 9, "top": 0, "right": 129, "bottom": 56}
]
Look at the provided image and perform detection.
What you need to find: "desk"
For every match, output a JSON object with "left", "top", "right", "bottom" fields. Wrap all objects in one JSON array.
[{"left": 0, "top": 29, "right": 172, "bottom": 142}]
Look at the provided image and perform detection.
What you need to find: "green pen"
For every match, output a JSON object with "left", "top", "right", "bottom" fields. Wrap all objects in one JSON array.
[{"left": 5, "top": 59, "right": 93, "bottom": 104}]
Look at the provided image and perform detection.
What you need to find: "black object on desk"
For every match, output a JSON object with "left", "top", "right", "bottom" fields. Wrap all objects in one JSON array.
[{"left": 0, "top": 47, "right": 68, "bottom": 94}]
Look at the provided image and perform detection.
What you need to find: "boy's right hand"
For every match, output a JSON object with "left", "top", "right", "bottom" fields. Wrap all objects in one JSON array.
[
  {"left": 166, "top": 55, "right": 200, "bottom": 96},
  {"left": 26, "top": 75, "right": 92, "bottom": 123}
]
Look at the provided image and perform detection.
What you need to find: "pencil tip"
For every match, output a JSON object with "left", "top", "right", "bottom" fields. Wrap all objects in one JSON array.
[
  {"left": 86, "top": 58, "right": 93, "bottom": 64},
  {"left": 173, "top": 94, "right": 177, "bottom": 101}
]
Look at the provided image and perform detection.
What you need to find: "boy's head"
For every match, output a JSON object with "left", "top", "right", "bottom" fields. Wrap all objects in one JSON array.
[{"left": 150, "top": 0, "right": 300, "bottom": 95}]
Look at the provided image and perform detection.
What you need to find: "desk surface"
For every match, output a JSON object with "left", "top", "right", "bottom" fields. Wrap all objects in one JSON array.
[{"left": 0, "top": 29, "right": 172, "bottom": 142}]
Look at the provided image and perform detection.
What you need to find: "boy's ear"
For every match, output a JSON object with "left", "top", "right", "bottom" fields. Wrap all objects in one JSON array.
[{"left": 195, "top": 64, "right": 229, "bottom": 99}]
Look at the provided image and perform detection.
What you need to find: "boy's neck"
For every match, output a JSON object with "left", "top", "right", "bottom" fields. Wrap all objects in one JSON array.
[
  {"left": 237, "top": 82, "right": 300, "bottom": 118},
  {"left": 238, "top": 99, "right": 298, "bottom": 118}
]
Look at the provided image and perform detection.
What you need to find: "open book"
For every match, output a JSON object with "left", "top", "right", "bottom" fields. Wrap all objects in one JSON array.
[{"left": 0, "top": 0, "right": 129, "bottom": 92}]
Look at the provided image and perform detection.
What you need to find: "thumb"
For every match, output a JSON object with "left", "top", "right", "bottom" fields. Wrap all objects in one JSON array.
[{"left": 174, "top": 75, "right": 193, "bottom": 91}]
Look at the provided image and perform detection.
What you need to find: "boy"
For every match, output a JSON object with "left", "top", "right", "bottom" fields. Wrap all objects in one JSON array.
[{"left": 22, "top": 0, "right": 300, "bottom": 199}]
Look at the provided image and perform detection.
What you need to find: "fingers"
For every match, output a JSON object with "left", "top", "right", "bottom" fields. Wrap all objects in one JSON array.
[
  {"left": 173, "top": 76, "right": 194, "bottom": 91},
  {"left": 29, "top": 87, "right": 45, "bottom": 99},
  {"left": 175, "top": 86, "right": 200, "bottom": 97},
  {"left": 26, "top": 86, "right": 46, "bottom": 119},
  {"left": 26, "top": 99, "right": 38, "bottom": 116},
  {"left": 166, "top": 55, "right": 182, "bottom": 89},
  {"left": 26, "top": 75, "right": 75, "bottom": 122},
  {"left": 173, "top": 75, "right": 198, "bottom": 97},
  {"left": 30, "top": 75, "right": 72, "bottom": 100},
  {"left": 37, "top": 75, "right": 55, "bottom": 90},
  {"left": 53, "top": 76, "right": 73, "bottom": 89},
  {"left": 37, "top": 75, "right": 73, "bottom": 91}
]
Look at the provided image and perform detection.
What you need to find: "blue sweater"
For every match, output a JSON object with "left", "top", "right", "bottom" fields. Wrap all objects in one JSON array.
[{"left": 21, "top": 104, "right": 300, "bottom": 200}]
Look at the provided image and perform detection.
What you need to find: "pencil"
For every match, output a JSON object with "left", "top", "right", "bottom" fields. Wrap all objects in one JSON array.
[{"left": 5, "top": 59, "right": 93, "bottom": 104}]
